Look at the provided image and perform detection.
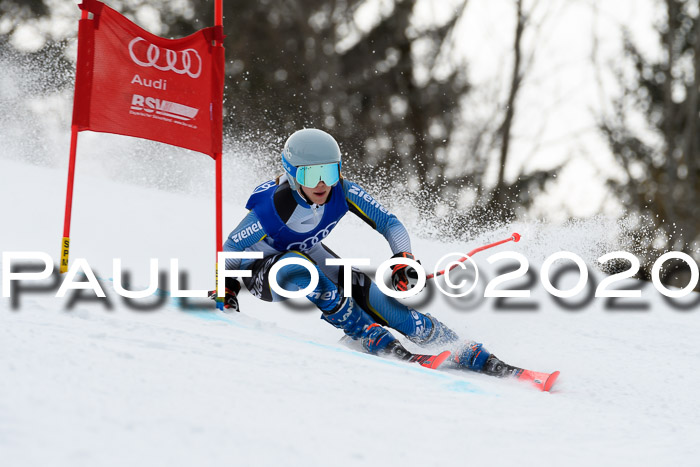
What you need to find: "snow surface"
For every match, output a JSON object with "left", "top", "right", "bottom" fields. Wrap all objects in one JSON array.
[{"left": 2, "top": 155, "right": 699, "bottom": 467}]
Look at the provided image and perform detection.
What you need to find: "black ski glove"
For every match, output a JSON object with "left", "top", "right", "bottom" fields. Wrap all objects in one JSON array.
[
  {"left": 208, "top": 277, "right": 241, "bottom": 312},
  {"left": 390, "top": 252, "right": 421, "bottom": 292}
]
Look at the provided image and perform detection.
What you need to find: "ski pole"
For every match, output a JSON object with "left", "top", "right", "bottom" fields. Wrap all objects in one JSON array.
[{"left": 426, "top": 232, "right": 521, "bottom": 280}]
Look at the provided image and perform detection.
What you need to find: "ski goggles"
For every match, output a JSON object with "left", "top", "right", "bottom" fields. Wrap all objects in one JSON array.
[
  {"left": 283, "top": 155, "right": 341, "bottom": 188},
  {"left": 294, "top": 163, "right": 340, "bottom": 188}
]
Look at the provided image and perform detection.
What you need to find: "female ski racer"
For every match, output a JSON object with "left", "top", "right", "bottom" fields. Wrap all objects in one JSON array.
[{"left": 218, "top": 128, "right": 514, "bottom": 376}]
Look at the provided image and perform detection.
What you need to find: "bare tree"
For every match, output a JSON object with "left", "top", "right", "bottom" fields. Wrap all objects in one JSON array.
[{"left": 443, "top": 0, "right": 562, "bottom": 234}]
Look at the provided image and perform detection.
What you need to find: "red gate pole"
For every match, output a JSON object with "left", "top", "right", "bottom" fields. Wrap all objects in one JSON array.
[
  {"left": 214, "top": 0, "right": 225, "bottom": 308},
  {"left": 60, "top": 125, "right": 80, "bottom": 273},
  {"left": 215, "top": 0, "right": 223, "bottom": 257},
  {"left": 60, "top": 8, "right": 89, "bottom": 274}
]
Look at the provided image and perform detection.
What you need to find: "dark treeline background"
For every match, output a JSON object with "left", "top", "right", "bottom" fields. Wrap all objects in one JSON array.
[
  {"left": 1, "top": 0, "right": 698, "bottom": 286},
  {"left": 599, "top": 0, "right": 700, "bottom": 284}
]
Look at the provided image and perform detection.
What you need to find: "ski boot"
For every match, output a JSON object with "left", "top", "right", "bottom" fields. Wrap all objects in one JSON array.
[
  {"left": 481, "top": 354, "right": 523, "bottom": 378},
  {"left": 451, "top": 341, "right": 492, "bottom": 371},
  {"left": 453, "top": 343, "right": 522, "bottom": 376},
  {"left": 322, "top": 297, "right": 397, "bottom": 354},
  {"left": 324, "top": 299, "right": 452, "bottom": 368}
]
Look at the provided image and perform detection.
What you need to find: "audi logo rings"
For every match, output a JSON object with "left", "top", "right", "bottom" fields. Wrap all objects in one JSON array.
[
  {"left": 287, "top": 222, "right": 339, "bottom": 252},
  {"left": 128, "top": 37, "right": 202, "bottom": 79}
]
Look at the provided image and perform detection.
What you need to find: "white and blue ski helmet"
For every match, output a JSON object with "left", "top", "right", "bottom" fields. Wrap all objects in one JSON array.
[{"left": 282, "top": 128, "right": 342, "bottom": 191}]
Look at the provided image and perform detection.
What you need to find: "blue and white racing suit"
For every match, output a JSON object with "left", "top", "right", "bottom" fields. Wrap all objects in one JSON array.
[{"left": 223, "top": 176, "right": 470, "bottom": 353}]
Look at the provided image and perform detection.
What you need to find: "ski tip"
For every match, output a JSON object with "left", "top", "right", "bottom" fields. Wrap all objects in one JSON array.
[
  {"left": 543, "top": 371, "right": 560, "bottom": 392},
  {"left": 518, "top": 369, "right": 560, "bottom": 391}
]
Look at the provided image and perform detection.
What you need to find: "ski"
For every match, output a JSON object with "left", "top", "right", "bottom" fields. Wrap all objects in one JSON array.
[
  {"left": 383, "top": 340, "right": 452, "bottom": 369},
  {"left": 481, "top": 355, "right": 560, "bottom": 392},
  {"left": 375, "top": 338, "right": 450, "bottom": 369},
  {"left": 406, "top": 350, "right": 452, "bottom": 369},
  {"left": 339, "top": 335, "right": 555, "bottom": 380},
  {"left": 515, "top": 369, "right": 560, "bottom": 392},
  {"left": 339, "top": 335, "right": 452, "bottom": 370}
]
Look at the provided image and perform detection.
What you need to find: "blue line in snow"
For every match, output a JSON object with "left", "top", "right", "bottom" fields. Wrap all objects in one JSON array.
[
  {"left": 106, "top": 281, "right": 487, "bottom": 395},
  {"left": 186, "top": 307, "right": 487, "bottom": 395}
]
